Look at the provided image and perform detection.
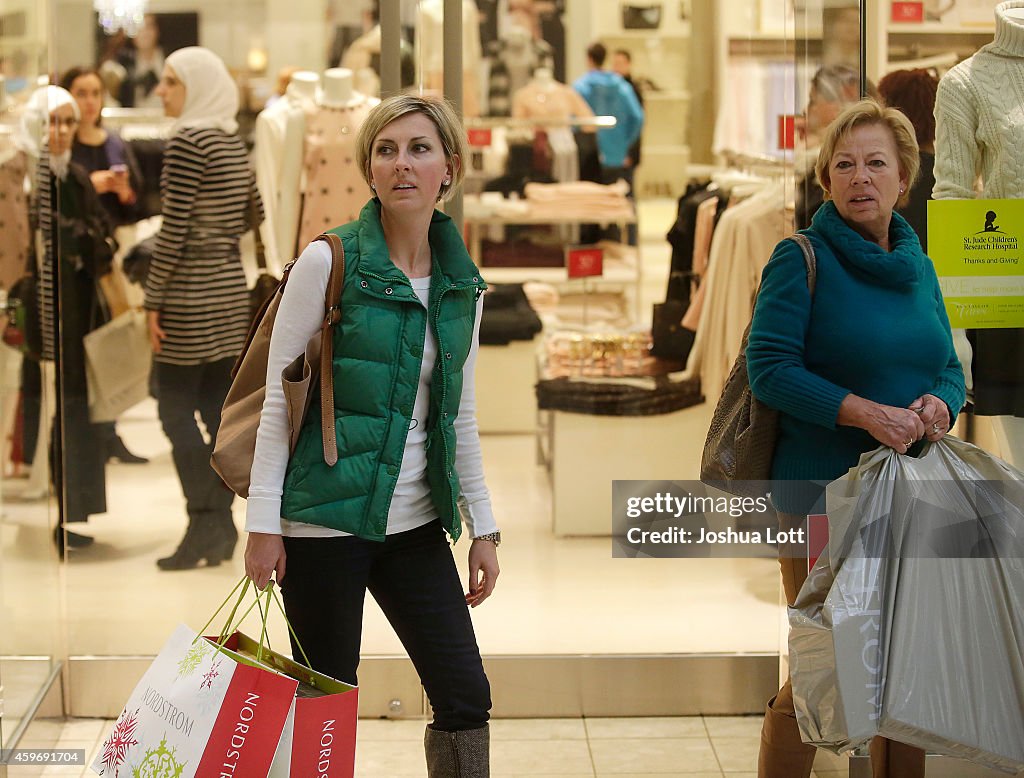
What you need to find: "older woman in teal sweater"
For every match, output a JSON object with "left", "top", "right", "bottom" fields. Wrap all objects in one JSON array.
[{"left": 746, "top": 99, "right": 965, "bottom": 778}]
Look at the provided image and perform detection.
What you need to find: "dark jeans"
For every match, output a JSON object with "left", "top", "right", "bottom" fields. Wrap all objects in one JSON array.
[
  {"left": 281, "top": 520, "right": 491, "bottom": 732},
  {"left": 154, "top": 358, "right": 234, "bottom": 522}
]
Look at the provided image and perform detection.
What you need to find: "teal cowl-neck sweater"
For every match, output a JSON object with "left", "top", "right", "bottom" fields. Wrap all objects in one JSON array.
[{"left": 746, "top": 201, "right": 966, "bottom": 514}]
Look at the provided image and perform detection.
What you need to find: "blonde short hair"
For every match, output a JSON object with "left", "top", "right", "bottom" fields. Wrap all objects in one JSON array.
[
  {"left": 355, "top": 94, "right": 467, "bottom": 202},
  {"left": 815, "top": 98, "right": 920, "bottom": 210}
]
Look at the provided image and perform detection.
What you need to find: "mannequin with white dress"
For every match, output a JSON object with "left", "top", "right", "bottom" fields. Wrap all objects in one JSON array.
[
  {"left": 254, "top": 71, "right": 319, "bottom": 272},
  {"left": 296, "top": 68, "right": 375, "bottom": 248},
  {"left": 933, "top": 0, "right": 1024, "bottom": 466}
]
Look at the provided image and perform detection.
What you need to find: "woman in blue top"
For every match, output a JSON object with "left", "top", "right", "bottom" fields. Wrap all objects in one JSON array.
[{"left": 746, "top": 99, "right": 965, "bottom": 778}]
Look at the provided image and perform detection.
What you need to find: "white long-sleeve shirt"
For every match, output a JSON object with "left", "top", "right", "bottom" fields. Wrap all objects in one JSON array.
[{"left": 245, "top": 239, "right": 498, "bottom": 539}]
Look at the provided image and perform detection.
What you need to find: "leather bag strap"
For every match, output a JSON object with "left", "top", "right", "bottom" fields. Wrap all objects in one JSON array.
[
  {"left": 250, "top": 186, "right": 268, "bottom": 272},
  {"left": 316, "top": 232, "right": 345, "bottom": 467}
]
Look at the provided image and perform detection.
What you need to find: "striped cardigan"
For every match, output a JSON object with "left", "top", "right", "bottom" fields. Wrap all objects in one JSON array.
[{"left": 144, "top": 126, "right": 262, "bottom": 365}]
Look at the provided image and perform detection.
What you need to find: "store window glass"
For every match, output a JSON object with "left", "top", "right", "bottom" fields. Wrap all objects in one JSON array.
[
  {"left": 0, "top": 0, "right": 62, "bottom": 751},
  {"left": 47, "top": 0, "right": 1007, "bottom": 730}
]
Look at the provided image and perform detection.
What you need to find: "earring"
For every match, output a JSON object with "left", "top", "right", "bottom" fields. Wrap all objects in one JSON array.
[
  {"left": 443, "top": 179, "right": 451, "bottom": 186},
  {"left": 899, "top": 187, "right": 904, "bottom": 194},
  {"left": 370, "top": 183, "right": 376, "bottom": 190}
]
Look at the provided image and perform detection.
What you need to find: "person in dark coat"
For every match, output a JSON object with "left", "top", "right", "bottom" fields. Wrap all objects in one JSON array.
[{"left": 23, "top": 86, "right": 118, "bottom": 549}]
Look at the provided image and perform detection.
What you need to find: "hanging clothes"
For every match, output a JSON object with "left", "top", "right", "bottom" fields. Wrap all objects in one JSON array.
[
  {"left": 683, "top": 182, "right": 792, "bottom": 403},
  {"left": 484, "top": 34, "right": 555, "bottom": 116},
  {"left": 664, "top": 183, "right": 722, "bottom": 303},
  {"left": 680, "top": 195, "right": 722, "bottom": 331},
  {"left": 254, "top": 88, "right": 315, "bottom": 271},
  {"left": 296, "top": 99, "right": 374, "bottom": 249}
]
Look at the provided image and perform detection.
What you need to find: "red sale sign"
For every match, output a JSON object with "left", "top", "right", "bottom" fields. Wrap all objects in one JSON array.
[
  {"left": 777, "top": 115, "right": 796, "bottom": 150},
  {"left": 467, "top": 128, "right": 493, "bottom": 147},
  {"left": 891, "top": 2, "right": 924, "bottom": 22},
  {"left": 566, "top": 247, "right": 604, "bottom": 278}
]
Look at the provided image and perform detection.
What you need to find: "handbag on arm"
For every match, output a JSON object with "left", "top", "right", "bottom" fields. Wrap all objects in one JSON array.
[
  {"left": 700, "top": 233, "right": 816, "bottom": 497},
  {"left": 211, "top": 232, "right": 345, "bottom": 498},
  {"left": 248, "top": 192, "right": 280, "bottom": 320}
]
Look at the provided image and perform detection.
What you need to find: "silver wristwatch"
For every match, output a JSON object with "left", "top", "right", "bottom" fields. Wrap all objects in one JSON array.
[{"left": 474, "top": 531, "right": 501, "bottom": 547}]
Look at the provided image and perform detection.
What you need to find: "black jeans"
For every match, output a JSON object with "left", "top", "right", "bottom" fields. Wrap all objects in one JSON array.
[
  {"left": 281, "top": 520, "right": 491, "bottom": 732},
  {"left": 154, "top": 358, "right": 234, "bottom": 522}
]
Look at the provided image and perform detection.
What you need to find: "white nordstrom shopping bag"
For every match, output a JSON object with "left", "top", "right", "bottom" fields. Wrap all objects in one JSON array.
[{"left": 91, "top": 623, "right": 297, "bottom": 777}]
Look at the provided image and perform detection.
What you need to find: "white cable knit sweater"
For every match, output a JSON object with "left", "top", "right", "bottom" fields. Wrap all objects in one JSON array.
[{"left": 934, "top": 1, "right": 1024, "bottom": 200}]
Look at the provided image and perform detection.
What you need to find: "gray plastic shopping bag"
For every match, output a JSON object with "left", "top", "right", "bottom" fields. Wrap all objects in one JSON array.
[{"left": 790, "top": 436, "right": 1024, "bottom": 773}]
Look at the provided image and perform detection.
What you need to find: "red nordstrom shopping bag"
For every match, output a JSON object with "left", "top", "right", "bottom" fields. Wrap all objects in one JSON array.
[{"left": 214, "top": 632, "right": 359, "bottom": 778}]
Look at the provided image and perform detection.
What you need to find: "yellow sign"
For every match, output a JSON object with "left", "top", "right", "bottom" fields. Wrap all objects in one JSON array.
[{"left": 927, "top": 199, "right": 1024, "bottom": 328}]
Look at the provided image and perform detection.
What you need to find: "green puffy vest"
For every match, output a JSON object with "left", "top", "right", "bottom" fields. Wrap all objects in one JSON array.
[{"left": 281, "top": 200, "right": 487, "bottom": 542}]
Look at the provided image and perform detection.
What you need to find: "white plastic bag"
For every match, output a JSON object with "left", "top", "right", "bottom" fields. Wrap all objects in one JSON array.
[{"left": 790, "top": 436, "right": 1024, "bottom": 774}]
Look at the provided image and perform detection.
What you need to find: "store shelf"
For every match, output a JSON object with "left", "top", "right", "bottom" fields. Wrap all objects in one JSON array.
[
  {"left": 645, "top": 90, "right": 691, "bottom": 101},
  {"left": 888, "top": 22, "right": 994, "bottom": 35},
  {"left": 602, "top": 28, "right": 691, "bottom": 40}
]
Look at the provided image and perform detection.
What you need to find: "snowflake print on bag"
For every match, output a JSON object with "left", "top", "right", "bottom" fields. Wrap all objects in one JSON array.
[
  {"left": 200, "top": 658, "right": 222, "bottom": 690},
  {"left": 175, "top": 638, "right": 212, "bottom": 679},
  {"left": 99, "top": 707, "right": 140, "bottom": 777},
  {"left": 131, "top": 736, "right": 186, "bottom": 778}
]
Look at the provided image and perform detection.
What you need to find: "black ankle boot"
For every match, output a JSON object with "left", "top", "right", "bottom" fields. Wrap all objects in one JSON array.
[
  {"left": 157, "top": 518, "right": 225, "bottom": 571},
  {"left": 107, "top": 436, "right": 149, "bottom": 465}
]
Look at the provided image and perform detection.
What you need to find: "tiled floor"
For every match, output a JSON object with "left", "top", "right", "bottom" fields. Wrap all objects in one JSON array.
[{"left": 6, "top": 715, "right": 851, "bottom": 777}]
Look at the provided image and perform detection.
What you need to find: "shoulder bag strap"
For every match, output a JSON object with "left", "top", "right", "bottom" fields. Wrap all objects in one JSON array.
[
  {"left": 315, "top": 232, "right": 345, "bottom": 467},
  {"left": 250, "top": 186, "right": 268, "bottom": 272},
  {"left": 788, "top": 232, "right": 817, "bottom": 298}
]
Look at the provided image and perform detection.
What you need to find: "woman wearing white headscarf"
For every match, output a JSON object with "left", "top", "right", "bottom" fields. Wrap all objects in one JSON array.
[
  {"left": 145, "top": 46, "right": 263, "bottom": 571},
  {"left": 23, "top": 86, "right": 117, "bottom": 550}
]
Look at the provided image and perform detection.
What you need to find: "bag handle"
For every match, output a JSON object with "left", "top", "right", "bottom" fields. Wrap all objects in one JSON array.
[
  {"left": 788, "top": 232, "right": 817, "bottom": 299},
  {"left": 195, "top": 577, "right": 313, "bottom": 669},
  {"left": 314, "top": 232, "right": 345, "bottom": 468},
  {"left": 249, "top": 184, "right": 268, "bottom": 273}
]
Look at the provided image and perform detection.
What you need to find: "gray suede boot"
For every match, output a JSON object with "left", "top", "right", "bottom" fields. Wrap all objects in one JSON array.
[{"left": 424, "top": 724, "right": 490, "bottom": 777}]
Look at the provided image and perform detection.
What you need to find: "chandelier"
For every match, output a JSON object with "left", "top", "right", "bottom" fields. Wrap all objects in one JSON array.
[{"left": 94, "top": 0, "right": 148, "bottom": 36}]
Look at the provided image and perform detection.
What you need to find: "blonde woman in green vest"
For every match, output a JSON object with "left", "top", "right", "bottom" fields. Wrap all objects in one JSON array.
[{"left": 244, "top": 94, "right": 499, "bottom": 776}]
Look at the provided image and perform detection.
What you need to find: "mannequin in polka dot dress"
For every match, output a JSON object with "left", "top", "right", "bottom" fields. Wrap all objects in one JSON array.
[{"left": 297, "top": 69, "right": 375, "bottom": 249}]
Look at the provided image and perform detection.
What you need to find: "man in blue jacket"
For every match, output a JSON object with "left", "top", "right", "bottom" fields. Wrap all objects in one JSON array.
[{"left": 573, "top": 42, "right": 644, "bottom": 244}]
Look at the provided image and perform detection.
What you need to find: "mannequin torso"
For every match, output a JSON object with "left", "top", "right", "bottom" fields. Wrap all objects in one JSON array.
[{"left": 319, "top": 68, "right": 362, "bottom": 109}]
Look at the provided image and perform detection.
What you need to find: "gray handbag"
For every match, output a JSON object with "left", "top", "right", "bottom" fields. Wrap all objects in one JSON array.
[{"left": 700, "top": 233, "right": 816, "bottom": 496}]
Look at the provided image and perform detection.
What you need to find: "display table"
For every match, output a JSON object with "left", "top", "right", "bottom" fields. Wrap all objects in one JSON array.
[
  {"left": 475, "top": 338, "right": 539, "bottom": 434},
  {"left": 541, "top": 402, "right": 714, "bottom": 537}
]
